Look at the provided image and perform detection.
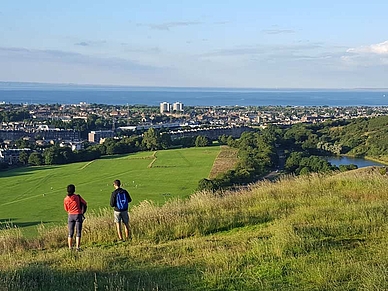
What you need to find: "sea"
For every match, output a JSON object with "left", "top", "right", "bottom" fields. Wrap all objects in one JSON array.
[{"left": 0, "top": 82, "right": 387, "bottom": 107}]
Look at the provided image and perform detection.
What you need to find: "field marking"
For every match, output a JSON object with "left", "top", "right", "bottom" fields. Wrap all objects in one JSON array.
[
  {"left": 80, "top": 160, "right": 94, "bottom": 170},
  {"left": 147, "top": 151, "right": 158, "bottom": 168},
  {"left": 0, "top": 193, "right": 46, "bottom": 207}
]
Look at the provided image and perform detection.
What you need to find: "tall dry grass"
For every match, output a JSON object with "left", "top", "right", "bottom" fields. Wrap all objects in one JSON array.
[{"left": 2, "top": 167, "right": 388, "bottom": 290}]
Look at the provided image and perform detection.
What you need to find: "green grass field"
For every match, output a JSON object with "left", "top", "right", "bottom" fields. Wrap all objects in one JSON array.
[{"left": 0, "top": 146, "right": 220, "bottom": 235}]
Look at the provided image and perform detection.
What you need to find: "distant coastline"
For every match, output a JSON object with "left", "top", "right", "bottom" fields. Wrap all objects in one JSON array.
[{"left": 0, "top": 82, "right": 387, "bottom": 107}]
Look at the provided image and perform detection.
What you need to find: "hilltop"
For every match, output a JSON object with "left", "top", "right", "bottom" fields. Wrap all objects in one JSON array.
[{"left": 1, "top": 167, "right": 388, "bottom": 290}]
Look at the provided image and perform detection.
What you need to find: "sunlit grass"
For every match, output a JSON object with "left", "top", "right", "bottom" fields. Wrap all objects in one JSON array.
[
  {"left": 0, "top": 146, "right": 220, "bottom": 236},
  {"left": 2, "top": 167, "right": 388, "bottom": 290}
]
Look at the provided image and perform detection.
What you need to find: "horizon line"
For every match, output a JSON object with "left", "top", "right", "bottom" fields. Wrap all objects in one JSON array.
[{"left": 0, "top": 81, "right": 387, "bottom": 91}]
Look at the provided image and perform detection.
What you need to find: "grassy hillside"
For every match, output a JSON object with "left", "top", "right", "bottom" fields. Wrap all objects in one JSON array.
[
  {"left": 0, "top": 146, "right": 220, "bottom": 235},
  {"left": 1, "top": 167, "right": 388, "bottom": 290}
]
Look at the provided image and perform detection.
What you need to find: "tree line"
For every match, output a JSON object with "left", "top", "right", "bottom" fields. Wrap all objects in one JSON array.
[
  {"left": 1, "top": 128, "right": 213, "bottom": 168},
  {"left": 3, "top": 115, "right": 388, "bottom": 191}
]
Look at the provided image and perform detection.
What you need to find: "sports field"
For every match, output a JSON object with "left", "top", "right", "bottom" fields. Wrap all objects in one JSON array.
[{"left": 0, "top": 146, "right": 220, "bottom": 234}]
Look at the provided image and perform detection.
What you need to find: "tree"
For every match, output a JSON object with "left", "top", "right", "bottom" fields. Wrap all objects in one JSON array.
[
  {"left": 160, "top": 133, "right": 172, "bottom": 149},
  {"left": 142, "top": 128, "right": 161, "bottom": 151},
  {"left": 18, "top": 151, "right": 29, "bottom": 165},
  {"left": 43, "top": 147, "right": 57, "bottom": 165},
  {"left": 28, "top": 152, "right": 43, "bottom": 166},
  {"left": 197, "top": 178, "right": 218, "bottom": 192},
  {"left": 195, "top": 135, "right": 211, "bottom": 147}
]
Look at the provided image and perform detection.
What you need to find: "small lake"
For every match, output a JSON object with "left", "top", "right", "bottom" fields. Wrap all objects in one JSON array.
[{"left": 326, "top": 156, "right": 386, "bottom": 168}]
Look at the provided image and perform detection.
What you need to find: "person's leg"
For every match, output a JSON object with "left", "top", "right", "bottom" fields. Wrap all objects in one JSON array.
[
  {"left": 75, "top": 237, "right": 81, "bottom": 250},
  {"left": 68, "top": 216, "right": 76, "bottom": 249},
  {"left": 68, "top": 237, "right": 73, "bottom": 249},
  {"left": 116, "top": 222, "right": 123, "bottom": 240},
  {"left": 121, "top": 212, "right": 131, "bottom": 240},
  {"left": 123, "top": 222, "right": 131, "bottom": 239},
  {"left": 114, "top": 211, "right": 123, "bottom": 240},
  {"left": 75, "top": 215, "right": 83, "bottom": 250}
]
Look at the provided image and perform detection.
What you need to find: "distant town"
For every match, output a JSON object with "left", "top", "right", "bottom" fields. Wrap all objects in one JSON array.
[{"left": 1, "top": 100, "right": 388, "bottom": 165}]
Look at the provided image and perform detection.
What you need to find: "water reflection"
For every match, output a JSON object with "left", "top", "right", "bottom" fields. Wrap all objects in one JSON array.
[{"left": 326, "top": 156, "right": 386, "bottom": 168}]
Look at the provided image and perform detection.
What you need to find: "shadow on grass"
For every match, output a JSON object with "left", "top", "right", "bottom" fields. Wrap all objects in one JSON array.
[
  {"left": 0, "top": 165, "right": 60, "bottom": 178},
  {"left": 0, "top": 261, "right": 203, "bottom": 291},
  {"left": 0, "top": 218, "right": 51, "bottom": 230}
]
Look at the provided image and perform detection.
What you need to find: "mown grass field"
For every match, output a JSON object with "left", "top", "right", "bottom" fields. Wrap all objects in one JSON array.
[{"left": 0, "top": 146, "right": 221, "bottom": 235}]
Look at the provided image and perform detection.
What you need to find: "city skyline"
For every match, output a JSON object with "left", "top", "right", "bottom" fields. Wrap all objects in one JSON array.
[{"left": 1, "top": 1, "right": 388, "bottom": 89}]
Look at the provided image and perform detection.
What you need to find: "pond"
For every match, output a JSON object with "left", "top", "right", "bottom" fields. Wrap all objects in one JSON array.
[{"left": 326, "top": 156, "right": 386, "bottom": 168}]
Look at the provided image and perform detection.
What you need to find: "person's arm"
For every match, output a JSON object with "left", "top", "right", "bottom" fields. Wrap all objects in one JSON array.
[
  {"left": 64, "top": 198, "right": 69, "bottom": 212},
  {"left": 110, "top": 191, "right": 116, "bottom": 207},
  {"left": 126, "top": 190, "right": 132, "bottom": 203}
]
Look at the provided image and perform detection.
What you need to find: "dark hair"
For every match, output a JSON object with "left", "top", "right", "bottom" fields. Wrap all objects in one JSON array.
[
  {"left": 113, "top": 179, "right": 121, "bottom": 187},
  {"left": 67, "top": 184, "right": 75, "bottom": 195}
]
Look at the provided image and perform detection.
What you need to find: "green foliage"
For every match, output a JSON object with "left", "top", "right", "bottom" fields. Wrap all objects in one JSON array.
[
  {"left": 218, "top": 134, "right": 229, "bottom": 145},
  {"left": 279, "top": 115, "right": 388, "bottom": 175},
  {"left": 43, "top": 146, "right": 75, "bottom": 165},
  {"left": 208, "top": 130, "right": 277, "bottom": 189},
  {"left": 171, "top": 136, "right": 196, "bottom": 148},
  {"left": 18, "top": 151, "right": 29, "bottom": 165},
  {"left": 195, "top": 135, "right": 211, "bottom": 147},
  {"left": 0, "top": 109, "right": 31, "bottom": 122},
  {"left": 142, "top": 128, "right": 161, "bottom": 150},
  {"left": 285, "top": 154, "right": 336, "bottom": 174},
  {"left": 319, "top": 115, "right": 388, "bottom": 158},
  {"left": 28, "top": 152, "right": 43, "bottom": 166},
  {"left": 339, "top": 164, "right": 358, "bottom": 172},
  {"left": 197, "top": 178, "right": 217, "bottom": 192}
]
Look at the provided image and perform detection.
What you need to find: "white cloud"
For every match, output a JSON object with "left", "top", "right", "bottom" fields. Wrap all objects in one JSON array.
[{"left": 347, "top": 40, "right": 388, "bottom": 55}]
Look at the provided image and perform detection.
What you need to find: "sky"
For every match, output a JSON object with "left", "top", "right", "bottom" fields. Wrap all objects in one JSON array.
[{"left": 0, "top": 0, "right": 387, "bottom": 88}]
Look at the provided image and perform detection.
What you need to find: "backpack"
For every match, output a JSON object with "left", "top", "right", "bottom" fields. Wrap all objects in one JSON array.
[
  {"left": 78, "top": 195, "right": 87, "bottom": 214},
  {"left": 116, "top": 191, "right": 128, "bottom": 210}
]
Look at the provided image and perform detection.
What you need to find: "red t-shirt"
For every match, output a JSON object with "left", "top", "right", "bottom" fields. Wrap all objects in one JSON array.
[{"left": 64, "top": 194, "right": 87, "bottom": 215}]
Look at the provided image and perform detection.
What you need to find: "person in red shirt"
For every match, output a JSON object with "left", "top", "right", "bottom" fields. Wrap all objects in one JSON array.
[{"left": 64, "top": 184, "right": 87, "bottom": 251}]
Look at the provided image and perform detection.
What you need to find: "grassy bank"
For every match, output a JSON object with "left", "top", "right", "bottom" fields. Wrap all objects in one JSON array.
[{"left": 1, "top": 167, "right": 388, "bottom": 290}]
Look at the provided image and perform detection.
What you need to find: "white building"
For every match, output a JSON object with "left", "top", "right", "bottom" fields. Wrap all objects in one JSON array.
[
  {"left": 172, "top": 102, "right": 184, "bottom": 112},
  {"left": 88, "top": 130, "right": 115, "bottom": 143},
  {"left": 160, "top": 102, "right": 170, "bottom": 114}
]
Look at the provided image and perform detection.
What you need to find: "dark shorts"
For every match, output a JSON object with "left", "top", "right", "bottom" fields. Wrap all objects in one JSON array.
[
  {"left": 114, "top": 211, "right": 129, "bottom": 224},
  {"left": 68, "top": 214, "right": 84, "bottom": 238}
]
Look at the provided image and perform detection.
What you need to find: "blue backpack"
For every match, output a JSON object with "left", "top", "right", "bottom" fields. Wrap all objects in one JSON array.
[{"left": 116, "top": 191, "right": 128, "bottom": 210}]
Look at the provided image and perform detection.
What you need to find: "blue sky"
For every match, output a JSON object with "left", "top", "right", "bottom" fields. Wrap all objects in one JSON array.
[{"left": 0, "top": 1, "right": 387, "bottom": 88}]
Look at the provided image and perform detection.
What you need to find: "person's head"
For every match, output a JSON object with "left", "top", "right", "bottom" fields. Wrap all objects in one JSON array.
[
  {"left": 113, "top": 179, "right": 121, "bottom": 189},
  {"left": 67, "top": 184, "right": 75, "bottom": 196}
]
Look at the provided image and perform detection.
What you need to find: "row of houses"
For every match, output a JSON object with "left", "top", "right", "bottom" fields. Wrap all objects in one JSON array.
[
  {"left": 0, "top": 148, "right": 31, "bottom": 165},
  {"left": 0, "top": 141, "right": 83, "bottom": 165},
  {"left": 0, "top": 128, "right": 80, "bottom": 141},
  {"left": 169, "top": 126, "right": 253, "bottom": 140}
]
